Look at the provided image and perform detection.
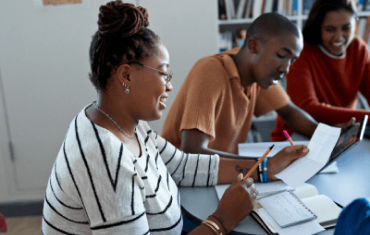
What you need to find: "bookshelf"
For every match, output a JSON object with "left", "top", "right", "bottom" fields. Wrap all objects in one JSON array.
[{"left": 218, "top": 0, "right": 370, "bottom": 52}]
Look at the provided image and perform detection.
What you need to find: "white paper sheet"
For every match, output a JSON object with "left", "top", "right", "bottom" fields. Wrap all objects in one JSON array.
[
  {"left": 275, "top": 123, "right": 341, "bottom": 188},
  {"left": 256, "top": 208, "right": 325, "bottom": 235},
  {"left": 320, "top": 162, "right": 339, "bottom": 174},
  {"left": 238, "top": 141, "right": 310, "bottom": 157}
]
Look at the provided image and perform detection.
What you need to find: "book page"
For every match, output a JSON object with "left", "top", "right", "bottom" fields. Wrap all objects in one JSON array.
[
  {"left": 256, "top": 208, "right": 324, "bottom": 235},
  {"left": 301, "top": 195, "right": 342, "bottom": 227},
  {"left": 258, "top": 191, "right": 316, "bottom": 228},
  {"left": 292, "top": 183, "right": 319, "bottom": 199}
]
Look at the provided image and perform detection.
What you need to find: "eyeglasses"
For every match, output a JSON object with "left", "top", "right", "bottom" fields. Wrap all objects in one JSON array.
[{"left": 130, "top": 62, "right": 173, "bottom": 85}]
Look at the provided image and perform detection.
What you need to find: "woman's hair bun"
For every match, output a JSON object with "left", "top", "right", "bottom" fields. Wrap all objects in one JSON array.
[{"left": 98, "top": 0, "right": 149, "bottom": 38}]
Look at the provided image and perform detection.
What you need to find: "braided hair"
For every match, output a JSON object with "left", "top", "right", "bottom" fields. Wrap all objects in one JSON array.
[{"left": 89, "top": 0, "right": 160, "bottom": 91}]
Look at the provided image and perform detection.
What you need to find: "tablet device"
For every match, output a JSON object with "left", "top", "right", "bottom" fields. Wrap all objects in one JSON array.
[{"left": 321, "top": 115, "right": 368, "bottom": 170}]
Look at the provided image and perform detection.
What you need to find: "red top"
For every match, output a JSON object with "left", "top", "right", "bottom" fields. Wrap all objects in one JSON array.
[{"left": 271, "top": 37, "right": 370, "bottom": 141}]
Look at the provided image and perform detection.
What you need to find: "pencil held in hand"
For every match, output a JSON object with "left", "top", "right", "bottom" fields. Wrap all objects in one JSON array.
[
  {"left": 243, "top": 144, "right": 274, "bottom": 181},
  {"left": 283, "top": 130, "right": 295, "bottom": 146}
]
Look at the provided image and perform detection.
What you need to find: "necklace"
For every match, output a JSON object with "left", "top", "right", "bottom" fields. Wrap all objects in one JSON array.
[{"left": 93, "top": 102, "right": 135, "bottom": 139}]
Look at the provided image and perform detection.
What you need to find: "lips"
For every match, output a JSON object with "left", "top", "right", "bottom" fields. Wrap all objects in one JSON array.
[
  {"left": 160, "top": 96, "right": 167, "bottom": 103},
  {"left": 272, "top": 74, "right": 283, "bottom": 82},
  {"left": 159, "top": 95, "right": 168, "bottom": 108},
  {"left": 332, "top": 40, "right": 345, "bottom": 47}
]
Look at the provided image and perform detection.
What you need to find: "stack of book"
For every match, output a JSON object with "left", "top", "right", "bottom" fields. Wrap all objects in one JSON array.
[{"left": 219, "top": 0, "right": 299, "bottom": 20}]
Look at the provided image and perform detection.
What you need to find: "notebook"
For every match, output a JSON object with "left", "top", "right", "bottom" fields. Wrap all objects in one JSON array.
[
  {"left": 257, "top": 190, "right": 316, "bottom": 228},
  {"left": 215, "top": 183, "right": 342, "bottom": 235},
  {"left": 252, "top": 183, "right": 343, "bottom": 235}
]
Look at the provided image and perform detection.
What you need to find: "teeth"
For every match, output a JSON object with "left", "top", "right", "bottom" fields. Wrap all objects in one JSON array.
[{"left": 332, "top": 42, "right": 344, "bottom": 47}]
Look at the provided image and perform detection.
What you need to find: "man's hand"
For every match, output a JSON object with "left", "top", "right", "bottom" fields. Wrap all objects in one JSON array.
[
  {"left": 268, "top": 145, "right": 309, "bottom": 180},
  {"left": 334, "top": 117, "right": 356, "bottom": 131}
]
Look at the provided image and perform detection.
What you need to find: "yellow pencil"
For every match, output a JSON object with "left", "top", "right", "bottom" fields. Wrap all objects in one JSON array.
[{"left": 243, "top": 144, "right": 274, "bottom": 181}]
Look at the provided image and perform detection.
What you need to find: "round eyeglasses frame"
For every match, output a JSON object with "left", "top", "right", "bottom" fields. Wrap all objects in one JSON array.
[{"left": 130, "top": 62, "right": 173, "bottom": 85}]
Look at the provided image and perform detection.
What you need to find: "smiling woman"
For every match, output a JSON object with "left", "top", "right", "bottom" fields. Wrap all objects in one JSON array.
[
  {"left": 41, "top": 1, "right": 258, "bottom": 234},
  {"left": 271, "top": 0, "right": 370, "bottom": 141}
]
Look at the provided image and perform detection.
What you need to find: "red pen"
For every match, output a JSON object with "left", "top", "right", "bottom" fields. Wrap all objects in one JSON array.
[{"left": 283, "top": 130, "right": 295, "bottom": 146}]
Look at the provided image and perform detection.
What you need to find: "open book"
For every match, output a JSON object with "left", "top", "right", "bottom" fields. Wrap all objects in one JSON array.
[{"left": 252, "top": 183, "right": 343, "bottom": 235}]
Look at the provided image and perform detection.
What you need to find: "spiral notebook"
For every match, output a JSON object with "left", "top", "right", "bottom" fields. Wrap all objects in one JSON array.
[{"left": 257, "top": 190, "right": 317, "bottom": 228}]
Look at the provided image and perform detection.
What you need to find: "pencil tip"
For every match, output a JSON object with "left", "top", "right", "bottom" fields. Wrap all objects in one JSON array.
[{"left": 270, "top": 144, "right": 275, "bottom": 149}]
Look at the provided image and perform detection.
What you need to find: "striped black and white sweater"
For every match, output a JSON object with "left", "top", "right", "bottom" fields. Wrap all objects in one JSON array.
[{"left": 42, "top": 105, "right": 220, "bottom": 235}]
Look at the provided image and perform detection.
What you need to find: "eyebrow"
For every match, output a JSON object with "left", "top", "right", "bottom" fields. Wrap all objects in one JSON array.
[
  {"left": 282, "top": 47, "right": 299, "bottom": 59},
  {"left": 282, "top": 47, "right": 293, "bottom": 55}
]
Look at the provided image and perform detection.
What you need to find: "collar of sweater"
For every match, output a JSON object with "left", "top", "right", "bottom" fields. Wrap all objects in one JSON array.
[{"left": 318, "top": 44, "right": 346, "bottom": 59}]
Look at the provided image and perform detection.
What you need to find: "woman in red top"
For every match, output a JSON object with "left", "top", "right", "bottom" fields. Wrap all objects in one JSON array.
[{"left": 272, "top": 0, "right": 370, "bottom": 141}]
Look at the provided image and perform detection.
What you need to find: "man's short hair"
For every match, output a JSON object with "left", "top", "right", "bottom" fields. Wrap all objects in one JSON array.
[{"left": 243, "top": 13, "right": 300, "bottom": 47}]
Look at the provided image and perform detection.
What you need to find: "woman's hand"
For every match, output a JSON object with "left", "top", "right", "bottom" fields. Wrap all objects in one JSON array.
[
  {"left": 212, "top": 174, "right": 258, "bottom": 233},
  {"left": 268, "top": 145, "right": 309, "bottom": 180}
]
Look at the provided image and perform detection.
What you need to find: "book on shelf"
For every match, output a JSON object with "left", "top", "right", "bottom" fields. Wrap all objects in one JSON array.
[
  {"left": 236, "top": 0, "right": 248, "bottom": 19},
  {"left": 272, "top": 0, "right": 279, "bottom": 12},
  {"left": 358, "top": 0, "right": 366, "bottom": 12},
  {"left": 364, "top": 0, "right": 370, "bottom": 12},
  {"left": 286, "top": 0, "right": 293, "bottom": 16},
  {"left": 225, "top": 0, "right": 236, "bottom": 19},
  {"left": 292, "top": 0, "right": 298, "bottom": 15},
  {"left": 302, "top": 0, "right": 314, "bottom": 15},
  {"left": 218, "top": 0, "right": 227, "bottom": 19},
  {"left": 363, "top": 16, "right": 370, "bottom": 43},
  {"left": 252, "top": 0, "right": 264, "bottom": 19},
  {"left": 357, "top": 17, "right": 367, "bottom": 39},
  {"left": 277, "top": 0, "right": 285, "bottom": 14},
  {"left": 218, "top": 31, "right": 233, "bottom": 52},
  {"left": 244, "top": 0, "right": 254, "bottom": 18},
  {"left": 263, "top": 0, "right": 274, "bottom": 13}
]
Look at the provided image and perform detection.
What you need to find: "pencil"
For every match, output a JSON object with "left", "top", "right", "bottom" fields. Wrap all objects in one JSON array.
[
  {"left": 283, "top": 130, "right": 295, "bottom": 146},
  {"left": 243, "top": 144, "right": 274, "bottom": 181}
]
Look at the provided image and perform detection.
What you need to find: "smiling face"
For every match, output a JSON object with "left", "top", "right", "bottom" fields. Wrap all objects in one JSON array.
[
  {"left": 321, "top": 9, "right": 356, "bottom": 56},
  {"left": 249, "top": 32, "right": 303, "bottom": 90},
  {"left": 129, "top": 43, "right": 173, "bottom": 121}
]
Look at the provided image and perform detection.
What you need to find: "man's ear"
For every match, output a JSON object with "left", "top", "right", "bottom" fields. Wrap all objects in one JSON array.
[
  {"left": 116, "top": 64, "right": 132, "bottom": 84},
  {"left": 247, "top": 38, "right": 261, "bottom": 55}
]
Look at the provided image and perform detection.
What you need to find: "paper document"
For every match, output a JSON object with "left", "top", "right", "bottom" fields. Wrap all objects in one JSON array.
[
  {"left": 275, "top": 123, "right": 341, "bottom": 187},
  {"left": 238, "top": 141, "right": 309, "bottom": 157}
]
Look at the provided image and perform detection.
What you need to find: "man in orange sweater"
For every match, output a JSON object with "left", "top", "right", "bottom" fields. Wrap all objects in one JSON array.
[{"left": 162, "top": 13, "right": 352, "bottom": 182}]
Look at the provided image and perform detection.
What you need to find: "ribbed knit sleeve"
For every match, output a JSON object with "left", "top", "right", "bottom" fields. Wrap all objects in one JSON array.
[{"left": 157, "top": 134, "right": 219, "bottom": 187}]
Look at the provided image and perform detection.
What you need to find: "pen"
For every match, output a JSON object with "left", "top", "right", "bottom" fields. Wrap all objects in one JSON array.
[
  {"left": 283, "top": 130, "right": 295, "bottom": 146},
  {"left": 243, "top": 144, "right": 274, "bottom": 181}
]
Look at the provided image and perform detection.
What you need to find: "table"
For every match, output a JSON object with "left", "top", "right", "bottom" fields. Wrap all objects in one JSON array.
[{"left": 179, "top": 139, "right": 370, "bottom": 235}]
